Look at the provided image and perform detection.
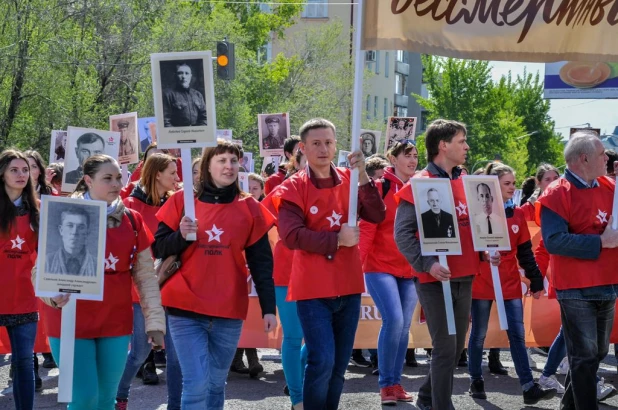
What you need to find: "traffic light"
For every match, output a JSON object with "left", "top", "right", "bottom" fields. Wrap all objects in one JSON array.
[{"left": 216, "top": 40, "right": 235, "bottom": 80}]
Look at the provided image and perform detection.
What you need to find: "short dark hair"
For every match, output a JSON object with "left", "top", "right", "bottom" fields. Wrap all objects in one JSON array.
[
  {"left": 606, "top": 149, "right": 618, "bottom": 175},
  {"left": 283, "top": 135, "right": 301, "bottom": 156},
  {"left": 425, "top": 119, "right": 467, "bottom": 162},
  {"left": 520, "top": 176, "right": 536, "bottom": 205},
  {"left": 76, "top": 132, "right": 105, "bottom": 148},
  {"left": 299, "top": 118, "right": 336, "bottom": 142},
  {"left": 365, "top": 156, "right": 389, "bottom": 177},
  {"left": 476, "top": 183, "right": 491, "bottom": 195},
  {"left": 59, "top": 206, "right": 90, "bottom": 228}
]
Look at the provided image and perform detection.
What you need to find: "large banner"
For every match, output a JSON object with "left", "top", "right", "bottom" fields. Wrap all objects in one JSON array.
[
  {"left": 362, "top": 0, "right": 618, "bottom": 62},
  {"left": 545, "top": 62, "right": 618, "bottom": 99}
]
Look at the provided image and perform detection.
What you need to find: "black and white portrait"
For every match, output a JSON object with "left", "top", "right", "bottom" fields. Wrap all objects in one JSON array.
[
  {"left": 360, "top": 130, "right": 381, "bottom": 157},
  {"left": 151, "top": 51, "right": 217, "bottom": 149},
  {"left": 338, "top": 150, "right": 351, "bottom": 168},
  {"left": 258, "top": 113, "right": 290, "bottom": 157},
  {"left": 240, "top": 152, "right": 253, "bottom": 173},
  {"left": 421, "top": 188, "right": 457, "bottom": 239},
  {"left": 261, "top": 155, "right": 281, "bottom": 177},
  {"left": 110, "top": 112, "right": 139, "bottom": 165},
  {"left": 49, "top": 130, "right": 67, "bottom": 165},
  {"left": 385, "top": 117, "right": 417, "bottom": 151},
  {"left": 35, "top": 196, "right": 107, "bottom": 301},
  {"left": 138, "top": 117, "right": 157, "bottom": 153}
]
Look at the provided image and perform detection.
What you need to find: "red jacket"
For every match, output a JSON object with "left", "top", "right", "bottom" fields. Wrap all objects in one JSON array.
[{"left": 265, "top": 168, "right": 286, "bottom": 195}]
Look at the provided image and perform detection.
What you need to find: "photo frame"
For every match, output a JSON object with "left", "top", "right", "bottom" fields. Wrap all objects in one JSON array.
[
  {"left": 241, "top": 152, "right": 253, "bottom": 173},
  {"left": 360, "top": 129, "right": 382, "bottom": 158},
  {"left": 238, "top": 172, "right": 249, "bottom": 193},
  {"left": 462, "top": 175, "right": 511, "bottom": 251},
  {"left": 261, "top": 155, "right": 281, "bottom": 177},
  {"left": 216, "top": 129, "right": 233, "bottom": 141},
  {"left": 411, "top": 178, "right": 462, "bottom": 255},
  {"left": 337, "top": 150, "right": 351, "bottom": 168},
  {"left": 49, "top": 130, "right": 67, "bottom": 164},
  {"left": 384, "top": 117, "right": 417, "bottom": 152},
  {"left": 258, "top": 113, "right": 289, "bottom": 157},
  {"left": 35, "top": 196, "right": 107, "bottom": 301},
  {"left": 110, "top": 112, "right": 139, "bottom": 165},
  {"left": 151, "top": 51, "right": 217, "bottom": 149},
  {"left": 137, "top": 117, "right": 157, "bottom": 153}
]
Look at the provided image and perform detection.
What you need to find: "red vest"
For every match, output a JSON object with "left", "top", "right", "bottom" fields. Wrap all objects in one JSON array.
[
  {"left": 360, "top": 169, "right": 414, "bottom": 278},
  {"left": 394, "top": 170, "right": 479, "bottom": 283},
  {"left": 262, "top": 187, "right": 294, "bottom": 287},
  {"left": 473, "top": 207, "right": 530, "bottom": 300},
  {"left": 273, "top": 168, "right": 365, "bottom": 301},
  {"left": 0, "top": 215, "right": 38, "bottom": 315},
  {"left": 265, "top": 168, "right": 286, "bottom": 195},
  {"left": 539, "top": 176, "right": 618, "bottom": 290},
  {"left": 45, "top": 210, "right": 152, "bottom": 338},
  {"left": 157, "top": 191, "right": 275, "bottom": 320}
]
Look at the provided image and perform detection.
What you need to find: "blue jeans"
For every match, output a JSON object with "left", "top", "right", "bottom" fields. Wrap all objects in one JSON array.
[
  {"left": 50, "top": 335, "right": 131, "bottom": 410},
  {"left": 559, "top": 298, "right": 615, "bottom": 410},
  {"left": 116, "top": 304, "right": 151, "bottom": 400},
  {"left": 164, "top": 313, "right": 183, "bottom": 410},
  {"left": 542, "top": 326, "right": 566, "bottom": 378},
  {"left": 365, "top": 273, "right": 417, "bottom": 388},
  {"left": 468, "top": 299, "right": 534, "bottom": 391},
  {"left": 296, "top": 294, "right": 361, "bottom": 410},
  {"left": 275, "top": 286, "right": 307, "bottom": 406},
  {"left": 6, "top": 321, "right": 37, "bottom": 410},
  {"left": 168, "top": 314, "right": 243, "bottom": 410}
]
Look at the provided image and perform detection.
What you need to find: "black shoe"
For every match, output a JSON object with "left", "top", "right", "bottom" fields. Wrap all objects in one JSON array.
[
  {"left": 154, "top": 349, "right": 166, "bottom": 368},
  {"left": 230, "top": 349, "right": 249, "bottom": 374},
  {"left": 140, "top": 362, "right": 159, "bottom": 385},
  {"left": 405, "top": 349, "right": 418, "bottom": 367},
  {"left": 415, "top": 398, "right": 432, "bottom": 410},
  {"left": 245, "top": 348, "right": 264, "bottom": 378},
  {"left": 35, "top": 374, "right": 43, "bottom": 392},
  {"left": 458, "top": 349, "right": 468, "bottom": 367},
  {"left": 350, "top": 351, "right": 371, "bottom": 368},
  {"left": 283, "top": 384, "right": 290, "bottom": 396},
  {"left": 469, "top": 379, "right": 487, "bottom": 399},
  {"left": 488, "top": 350, "right": 508, "bottom": 375},
  {"left": 42, "top": 353, "right": 57, "bottom": 369},
  {"left": 523, "top": 382, "right": 557, "bottom": 405}
]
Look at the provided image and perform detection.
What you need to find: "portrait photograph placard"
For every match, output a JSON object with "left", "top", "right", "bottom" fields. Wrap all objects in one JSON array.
[
  {"left": 337, "top": 150, "right": 351, "bottom": 168},
  {"left": 411, "top": 178, "right": 462, "bottom": 256},
  {"left": 151, "top": 51, "right": 217, "bottom": 149},
  {"left": 35, "top": 196, "right": 107, "bottom": 301},
  {"left": 110, "top": 112, "right": 139, "bottom": 165},
  {"left": 49, "top": 130, "right": 67, "bottom": 164},
  {"left": 62, "top": 127, "right": 120, "bottom": 193},
  {"left": 216, "top": 129, "right": 233, "bottom": 141},
  {"left": 360, "top": 129, "right": 382, "bottom": 158},
  {"left": 258, "top": 112, "right": 289, "bottom": 157},
  {"left": 261, "top": 155, "right": 281, "bottom": 176},
  {"left": 238, "top": 172, "right": 249, "bottom": 193},
  {"left": 384, "top": 117, "right": 417, "bottom": 152},
  {"left": 241, "top": 152, "right": 253, "bottom": 173},
  {"left": 137, "top": 117, "right": 157, "bottom": 153},
  {"left": 462, "top": 175, "right": 511, "bottom": 251}
]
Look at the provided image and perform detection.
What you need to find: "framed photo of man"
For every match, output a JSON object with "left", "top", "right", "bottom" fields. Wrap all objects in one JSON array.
[
  {"left": 216, "top": 129, "right": 233, "bottom": 141},
  {"left": 240, "top": 152, "right": 253, "bottom": 173},
  {"left": 238, "top": 172, "right": 249, "bottom": 193},
  {"left": 384, "top": 117, "right": 417, "bottom": 152},
  {"left": 360, "top": 129, "right": 381, "bottom": 158},
  {"left": 110, "top": 112, "right": 139, "bottom": 165},
  {"left": 49, "top": 130, "right": 68, "bottom": 164},
  {"left": 462, "top": 175, "right": 511, "bottom": 251},
  {"left": 151, "top": 51, "right": 217, "bottom": 149},
  {"left": 261, "top": 155, "right": 281, "bottom": 177},
  {"left": 137, "top": 117, "right": 157, "bottom": 153},
  {"left": 258, "top": 113, "right": 289, "bottom": 157},
  {"left": 337, "top": 150, "right": 351, "bottom": 168},
  {"left": 411, "top": 178, "right": 462, "bottom": 255},
  {"left": 35, "top": 196, "right": 106, "bottom": 301},
  {"left": 62, "top": 127, "right": 120, "bottom": 193}
]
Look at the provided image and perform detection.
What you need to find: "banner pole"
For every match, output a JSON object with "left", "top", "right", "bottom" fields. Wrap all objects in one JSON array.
[
  {"left": 57, "top": 298, "right": 76, "bottom": 403},
  {"left": 490, "top": 251, "right": 508, "bottom": 330},
  {"left": 438, "top": 255, "right": 457, "bottom": 335},
  {"left": 181, "top": 148, "right": 197, "bottom": 241}
]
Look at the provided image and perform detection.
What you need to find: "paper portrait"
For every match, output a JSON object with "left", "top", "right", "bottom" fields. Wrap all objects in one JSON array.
[
  {"left": 258, "top": 113, "right": 289, "bottom": 157},
  {"left": 151, "top": 51, "right": 217, "bottom": 149},
  {"left": 216, "top": 129, "right": 233, "bottom": 141},
  {"left": 240, "top": 152, "right": 253, "bottom": 173},
  {"left": 62, "top": 127, "right": 120, "bottom": 193},
  {"left": 137, "top": 117, "right": 157, "bottom": 153},
  {"left": 261, "top": 155, "right": 281, "bottom": 177},
  {"left": 462, "top": 175, "right": 511, "bottom": 251},
  {"left": 238, "top": 172, "right": 249, "bottom": 193},
  {"left": 360, "top": 129, "right": 381, "bottom": 158},
  {"left": 110, "top": 112, "right": 139, "bottom": 165},
  {"left": 384, "top": 117, "right": 417, "bottom": 152},
  {"left": 49, "top": 130, "right": 68, "bottom": 164},
  {"left": 411, "top": 178, "right": 462, "bottom": 255},
  {"left": 35, "top": 196, "right": 107, "bottom": 301},
  {"left": 337, "top": 150, "right": 351, "bottom": 168}
]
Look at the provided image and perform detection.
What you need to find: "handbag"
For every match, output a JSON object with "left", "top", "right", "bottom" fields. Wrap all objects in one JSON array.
[{"left": 155, "top": 255, "right": 181, "bottom": 288}]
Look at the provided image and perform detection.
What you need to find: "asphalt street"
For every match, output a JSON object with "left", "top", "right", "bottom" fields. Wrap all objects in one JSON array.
[{"left": 2, "top": 349, "right": 618, "bottom": 409}]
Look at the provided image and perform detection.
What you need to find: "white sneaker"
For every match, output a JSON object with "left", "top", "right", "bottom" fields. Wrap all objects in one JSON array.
[
  {"left": 557, "top": 357, "right": 569, "bottom": 375},
  {"left": 539, "top": 375, "right": 565, "bottom": 394},
  {"left": 598, "top": 377, "right": 618, "bottom": 402}
]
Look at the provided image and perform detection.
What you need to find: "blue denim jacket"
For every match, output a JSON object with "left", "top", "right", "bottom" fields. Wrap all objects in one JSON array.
[{"left": 541, "top": 169, "right": 618, "bottom": 301}]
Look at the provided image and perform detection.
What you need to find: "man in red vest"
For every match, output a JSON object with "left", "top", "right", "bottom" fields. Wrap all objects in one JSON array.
[
  {"left": 539, "top": 131, "right": 618, "bottom": 409},
  {"left": 394, "top": 119, "right": 500, "bottom": 410},
  {"left": 276, "top": 118, "right": 385, "bottom": 409}
]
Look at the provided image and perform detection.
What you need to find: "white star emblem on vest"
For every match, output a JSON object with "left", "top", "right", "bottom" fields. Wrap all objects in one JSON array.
[
  {"left": 326, "top": 211, "right": 342, "bottom": 228},
  {"left": 105, "top": 252, "right": 119, "bottom": 270},
  {"left": 456, "top": 201, "right": 467, "bottom": 217},
  {"left": 206, "top": 224, "right": 224, "bottom": 242},
  {"left": 596, "top": 209, "right": 608, "bottom": 224},
  {"left": 11, "top": 235, "right": 25, "bottom": 250}
]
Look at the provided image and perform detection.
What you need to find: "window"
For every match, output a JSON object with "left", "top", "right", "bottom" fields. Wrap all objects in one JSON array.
[
  {"left": 374, "top": 96, "right": 378, "bottom": 118},
  {"left": 395, "top": 106, "right": 408, "bottom": 117},
  {"left": 395, "top": 73, "right": 406, "bottom": 95},
  {"left": 375, "top": 51, "right": 380, "bottom": 74},
  {"left": 302, "top": 0, "right": 328, "bottom": 18},
  {"left": 257, "top": 39, "right": 272, "bottom": 64},
  {"left": 383, "top": 98, "right": 388, "bottom": 119},
  {"left": 396, "top": 50, "right": 404, "bottom": 62},
  {"left": 366, "top": 95, "right": 371, "bottom": 119},
  {"left": 385, "top": 52, "right": 390, "bottom": 78},
  {"left": 420, "top": 111, "right": 428, "bottom": 130}
]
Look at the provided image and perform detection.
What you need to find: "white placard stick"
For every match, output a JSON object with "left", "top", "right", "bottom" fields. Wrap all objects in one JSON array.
[
  {"left": 346, "top": 0, "right": 364, "bottom": 225},
  {"left": 121, "top": 165, "right": 129, "bottom": 186},
  {"left": 438, "top": 255, "right": 456, "bottom": 335},
  {"left": 613, "top": 184, "right": 618, "bottom": 230},
  {"left": 57, "top": 297, "right": 77, "bottom": 403},
  {"left": 180, "top": 148, "right": 196, "bottom": 241},
  {"left": 490, "top": 251, "right": 508, "bottom": 330}
]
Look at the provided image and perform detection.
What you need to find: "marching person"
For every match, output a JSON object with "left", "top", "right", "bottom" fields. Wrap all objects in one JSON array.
[
  {"left": 38, "top": 154, "right": 166, "bottom": 410},
  {"left": 467, "top": 162, "right": 556, "bottom": 404},
  {"left": 539, "top": 132, "right": 618, "bottom": 409},
  {"left": 274, "top": 118, "right": 386, "bottom": 409},
  {"left": 360, "top": 140, "right": 419, "bottom": 404},
  {"left": 520, "top": 164, "right": 560, "bottom": 221},
  {"left": 24, "top": 150, "right": 53, "bottom": 198},
  {"left": 265, "top": 136, "right": 300, "bottom": 194},
  {"left": 0, "top": 150, "right": 40, "bottom": 410},
  {"left": 115, "top": 153, "right": 182, "bottom": 410},
  {"left": 152, "top": 139, "right": 277, "bottom": 409},
  {"left": 394, "top": 119, "right": 499, "bottom": 410}
]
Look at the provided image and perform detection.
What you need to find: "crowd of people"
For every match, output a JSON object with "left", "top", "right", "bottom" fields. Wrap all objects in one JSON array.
[{"left": 1, "top": 117, "right": 618, "bottom": 410}]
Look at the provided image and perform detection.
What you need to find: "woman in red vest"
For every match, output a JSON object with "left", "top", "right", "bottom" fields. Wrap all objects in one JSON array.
[
  {"left": 467, "top": 162, "right": 555, "bottom": 404},
  {"left": 359, "top": 140, "right": 418, "bottom": 404},
  {"left": 116, "top": 153, "right": 182, "bottom": 409},
  {"left": 0, "top": 149, "right": 40, "bottom": 410},
  {"left": 520, "top": 164, "right": 559, "bottom": 221},
  {"left": 39, "top": 154, "right": 166, "bottom": 410},
  {"left": 152, "top": 139, "right": 277, "bottom": 409}
]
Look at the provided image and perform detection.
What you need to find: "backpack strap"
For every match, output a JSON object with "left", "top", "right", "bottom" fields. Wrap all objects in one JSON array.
[
  {"left": 381, "top": 178, "right": 391, "bottom": 199},
  {"left": 124, "top": 208, "right": 138, "bottom": 236}
]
